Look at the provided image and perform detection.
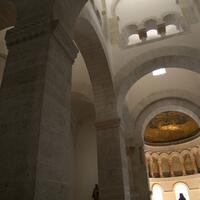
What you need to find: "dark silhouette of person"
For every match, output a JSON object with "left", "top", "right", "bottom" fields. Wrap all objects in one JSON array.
[
  {"left": 92, "top": 184, "right": 99, "bottom": 200},
  {"left": 179, "top": 193, "right": 186, "bottom": 200}
]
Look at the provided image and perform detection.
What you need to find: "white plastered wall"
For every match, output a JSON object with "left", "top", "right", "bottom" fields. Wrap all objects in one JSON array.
[{"left": 150, "top": 174, "right": 200, "bottom": 200}]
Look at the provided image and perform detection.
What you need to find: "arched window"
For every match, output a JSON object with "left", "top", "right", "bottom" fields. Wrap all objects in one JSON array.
[
  {"left": 161, "top": 158, "right": 170, "bottom": 177},
  {"left": 152, "top": 158, "right": 160, "bottom": 177},
  {"left": 172, "top": 156, "right": 183, "bottom": 176},
  {"left": 128, "top": 34, "right": 141, "bottom": 45},
  {"left": 166, "top": 24, "right": 179, "bottom": 35},
  {"left": 174, "top": 182, "right": 190, "bottom": 200},
  {"left": 146, "top": 29, "right": 160, "bottom": 40},
  {"left": 152, "top": 184, "right": 163, "bottom": 200},
  {"left": 183, "top": 154, "right": 194, "bottom": 175}
]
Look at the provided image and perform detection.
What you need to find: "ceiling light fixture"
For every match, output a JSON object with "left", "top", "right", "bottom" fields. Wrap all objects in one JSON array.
[{"left": 152, "top": 68, "right": 166, "bottom": 76}]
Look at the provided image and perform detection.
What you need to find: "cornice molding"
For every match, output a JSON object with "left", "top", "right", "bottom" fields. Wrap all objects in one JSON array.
[
  {"left": 5, "top": 18, "right": 78, "bottom": 62},
  {"left": 5, "top": 18, "right": 53, "bottom": 48}
]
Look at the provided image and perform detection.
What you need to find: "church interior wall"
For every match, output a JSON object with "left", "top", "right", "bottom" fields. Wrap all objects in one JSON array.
[
  {"left": 149, "top": 174, "right": 200, "bottom": 200},
  {"left": 1, "top": 1, "right": 200, "bottom": 199},
  {"left": 73, "top": 116, "right": 98, "bottom": 200}
]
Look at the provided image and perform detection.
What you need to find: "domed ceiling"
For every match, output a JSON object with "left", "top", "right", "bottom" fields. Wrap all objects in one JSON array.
[{"left": 144, "top": 111, "right": 200, "bottom": 144}]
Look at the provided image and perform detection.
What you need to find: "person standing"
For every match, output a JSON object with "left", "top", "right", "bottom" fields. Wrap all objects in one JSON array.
[
  {"left": 92, "top": 184, "right": 99, "bottom": 200},
  {"left": 179, "top": 193, "right": 186, "bottom": 200}
]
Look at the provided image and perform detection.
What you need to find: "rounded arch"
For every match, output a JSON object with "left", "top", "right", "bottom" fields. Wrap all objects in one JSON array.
[
  {"left": 163, "top": 12, "right": 180, "bottom": 27},
  {"left": 174, "top": 182, "right": 190, "bottom": 200},
  {"left": 74, "top": 17, "right": 117, "bottom": 121},
  {"left": 133, "top": 98, "right": 200, "bottom": 145},
  {"left": 122, "top": 24, "right": 138, "bottom": 38},
  {"left": 143, "top": 18, "right": 157, "bottom": 31},
  {"left": 116, "top": 46, "right": 200, "bottom": 114},
  {"left": 129, "top": 89, "right": 200, "bottom": 123},
  {"left": 171, "top": 155, "right": 183, "bottom": 176},
  {"left": 151, "top": 154, "right": 160, "bottom": 177},
  {"left": 161, "top": 157, "right": 170, "bottom": 177},
  {"left": 182, "top": 153, "right": 194, "bottom": 175},
  {"left": 152, "top": 184, "right": 164, "bottom": 200}
]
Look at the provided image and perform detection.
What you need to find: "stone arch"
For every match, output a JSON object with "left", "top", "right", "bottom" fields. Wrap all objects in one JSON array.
[
  {"left": 170, "top": 154, "right": 183, "bottom": 176},
  {"left": 111, "top": 0, "right": 120, "bottom": 17},
  {"left": 122, "top": 24, "right": 138, "bottom": 38},
  {"left": 174, "top": 182, "right": 190, "bottom": 200},
  {"left": 162, "top": 12, "right": 184, "bottom": 36},
  {"left": 134, "top": 98, "right": 200, "bottom": 144},
  {"left": 160, "top": 155, "right": 171, "bottom": 177},
  {"left": 152, "top": 184, "right": 164, "bottom": 200},
  {"left": 151, "top": 153, "right": 160, "bottom": 177},
  {"left": 163, "top": 13, "right": 181, "bottom": 27},
  {"left": 74, "top": 17, "right": 117, "bottom": 121},
  {"left": 116, "top": 46, "right": 200, "bottom": 114},
  {"left": 151, "top": 156, "right": 160, "bottom": 178},
  {"left": 130, "top": 89, "right": 200, "bottom": 123},
  {"left": 183, "top": 153, "right": 194, "bottom": 175},
  {"left": 143, "top": 18, "right": 157, "bottom": 31},
  {"left": 74, "top": 16, "right": 130, "bottom": 200},
  {"left": 0, "top": 1, "right": 117, "bottom": 122}
]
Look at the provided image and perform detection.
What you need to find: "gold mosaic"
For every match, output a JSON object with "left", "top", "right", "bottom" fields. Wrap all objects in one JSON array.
[{"left": 144, "top": 111, "right": 199, "bottom": 143}]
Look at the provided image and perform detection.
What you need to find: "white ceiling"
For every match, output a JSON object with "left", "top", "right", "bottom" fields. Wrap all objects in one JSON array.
[{"left": 126, "top": 68, "right": 200, "bottom": 113}]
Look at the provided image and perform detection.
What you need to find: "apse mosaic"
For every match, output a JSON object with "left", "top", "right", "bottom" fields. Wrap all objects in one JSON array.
[{"left": 144, "top": 111, "right": 200, "bottom": 144}]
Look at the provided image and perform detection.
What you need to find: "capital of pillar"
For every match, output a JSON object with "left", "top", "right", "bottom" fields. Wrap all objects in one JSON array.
[{"left": 6, "top": 17, "right": 78, "bottom": 62}]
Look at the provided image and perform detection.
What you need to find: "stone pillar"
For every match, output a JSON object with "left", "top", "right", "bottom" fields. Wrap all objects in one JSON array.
[
  {"left": 169, "top": 160, "right": 174, "bottom": 177},
  {"left": 150, "top": 158, "right": 154, "bottom": 178},
  {"left": 157, "top": 23, "right": 166, "bottom": 37},
  {"left": 128, "top": 145, "right": 151, "bottom": 200},
  {"left": 191, "top": 153, "right": 198, "bottom": 173},
  {"left": 158, "top": 159, "right": 163, "bottom": 178},
  {"left": 180, "top": 157, "right": 186, "bottom": 176},
  {"left": 0, "top": 18, "right": 78, "bottom": 200},
  {"left": 95, "top": 118, "right": 130, "bottom": 200},
  {"left": 145, "top": 156, "right": 151, "bottom": 178},
  {"left": 126, "top": 147, "right": 135, "bottom": 200}
]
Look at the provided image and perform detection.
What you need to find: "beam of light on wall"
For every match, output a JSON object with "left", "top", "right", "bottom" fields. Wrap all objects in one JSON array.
[
  {"left": 174, "top": 183, "right": 190, "bottom": 200},
  {"left": 152, "top": 184, "right": 164, "bottom": 200},
  {"left": 152, "top": 68, "right": 166, "bottom": 76}
]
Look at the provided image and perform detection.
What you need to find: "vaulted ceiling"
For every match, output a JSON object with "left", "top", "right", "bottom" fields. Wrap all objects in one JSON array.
[{"left": 0, "top": 0, "right": 200, "bottom": 136}]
